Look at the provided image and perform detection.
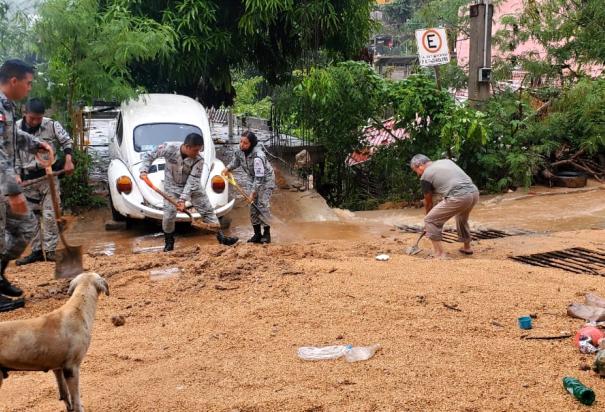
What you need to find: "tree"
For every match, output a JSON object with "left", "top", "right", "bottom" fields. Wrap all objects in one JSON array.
[
  {"left": 124, "top": 0, "right": 376, "bottom": 107},
  {"left": 33, "top": 0, "right": 175, "bottom": 210},
  {"left": 494, "top": 0, "right": 605, "bottom": 84},
  {"left": 34, "top": 0, "right": 175, "bottom": 129},
  {"left": 286, "top": 61, "right": 387, "bottom": 205},
  {"left": 383, "top": 0, "right": 419, "bottom": 26},
  {"left": 0, "top": 1, "right": 33, "bottom": 62}
]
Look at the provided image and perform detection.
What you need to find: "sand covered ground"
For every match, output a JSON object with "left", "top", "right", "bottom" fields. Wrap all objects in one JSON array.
[{"left": 0, "top": 184, "right": 605, "bottom": 411}]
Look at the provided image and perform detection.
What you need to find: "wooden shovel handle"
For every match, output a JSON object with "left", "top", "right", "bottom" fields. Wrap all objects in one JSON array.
[
  {"left": 141, "top": 174, "right": 194, "bottom": 219},
  {"left": 36, "top": 152, "right": 71, "bottom": 248}
]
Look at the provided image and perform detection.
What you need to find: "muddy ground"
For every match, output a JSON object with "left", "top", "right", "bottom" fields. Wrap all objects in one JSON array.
[{"left": 1, "top": 183, "right": 605, "bottom": 411}]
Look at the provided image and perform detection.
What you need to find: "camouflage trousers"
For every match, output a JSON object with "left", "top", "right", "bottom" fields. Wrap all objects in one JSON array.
[
  {"left": 163, "top": 188, "right": 219, "bottom": 234},
  {"left": 0, "top": 198, "right": 37, "bottom": 261},
  {"left": 22, "top": 177, "right": 60, "bottom": 254},
  {"left": 250, "top": 184, "right": 273, "bottom": 227}
]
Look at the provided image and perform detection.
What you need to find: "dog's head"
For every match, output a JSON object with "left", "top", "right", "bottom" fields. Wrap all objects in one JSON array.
[{"left": 68, "top": 272, "right": 110, "bottom": 297}]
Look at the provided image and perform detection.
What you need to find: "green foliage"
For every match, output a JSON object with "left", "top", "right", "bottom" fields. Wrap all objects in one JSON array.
[
  {"left": 232, "top": 75, "right": 272, "bottom": 118},
  {"left": 494, "top": 0, "right": 605, "bottom": 83},
  {"left": 288, "top": 61, "right": 387, "bottom": 204},
  {"left": 536, "top": 78, "right": 605, "bottom": 156},
  {"left": 125, "top": 0, "right": 376, "bottom": 106},
  {"left": 60, "top": 149, "right": 106, "bottom": 211},
  {"left": 439, "top": 61, "right": 468, "bottom": 90},
  {"left": 475, "top": 91, "right": 544, "bottom": 190},
  {"left": 0, "top": 1, "right": 33, "bottom": 61},
  {"left": 277, "top": 65, "right": 488, "bottom": 208},
  {"left": 35, "top": 0, "right": 175, "bottom": 122},
  {"left": 383, "top": 0, "right": 420, "bottom": 25}
]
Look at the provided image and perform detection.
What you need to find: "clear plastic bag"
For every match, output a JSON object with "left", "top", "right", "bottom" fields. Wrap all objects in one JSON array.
[
  {"left": 343, "top": 344, "right": 381, "bottom": 362},
  {"left": 297, "top": 345, "right": 352, "bottom": 360},
  {"left": 298, "top": 344, "right": 381, "bottom": 362}
]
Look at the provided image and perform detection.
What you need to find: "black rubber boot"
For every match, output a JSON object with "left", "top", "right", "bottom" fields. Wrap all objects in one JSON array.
[
  {"left": 247, "top": 224, "right": 262, "bottom": 243},
  {"left": 0, "top": 260, "right": 23, "bottom": 297},
  {"left": 15, "top": 250, "right": 44, "bottom": 266},
  {"left": 0, "top": 297, "right": 25, "bottom": 312},
  {"left": 164, "top": 232, "right": 175, "bottom": 252},
  {"left": 260, "top": 226, "right": 271, "bottom": 244},
  {"left": 44, "top": 251, "right": 56, "bottom": 262},
  {"left": 217, "top": 231, "right": 238, "bottom": 246}
]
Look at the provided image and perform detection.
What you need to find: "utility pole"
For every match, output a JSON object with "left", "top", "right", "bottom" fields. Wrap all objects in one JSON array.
[{"left": 468, "top": 0, "right": 493, "bottom": 108}]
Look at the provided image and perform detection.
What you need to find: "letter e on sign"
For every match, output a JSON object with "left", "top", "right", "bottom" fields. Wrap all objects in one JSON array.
[{"left": 415, "top": 28, "right": 450, "bottom": 67}]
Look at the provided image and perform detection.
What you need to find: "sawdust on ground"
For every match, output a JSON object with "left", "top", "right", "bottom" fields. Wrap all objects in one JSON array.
[{"left": 0, "top": 227, "right": 604, "bottom": 411}]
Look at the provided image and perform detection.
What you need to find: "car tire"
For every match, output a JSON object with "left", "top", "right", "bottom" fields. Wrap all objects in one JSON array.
[{"left": 108, "top": 192, "right": 126, "bottom": 222}]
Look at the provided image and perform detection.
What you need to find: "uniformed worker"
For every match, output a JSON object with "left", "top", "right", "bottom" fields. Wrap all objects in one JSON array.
[
  {"left": 222, "top": 130, "right": 275, "bottom": 244},
  {"left": 0, "top": 59, "right": 53, "bottom": 304},
  {"left": 139, "top": 133, "right": 238, "bottom": 252},
  {"left": 16, "top": 98, "right": 74, "bottom": 265}
]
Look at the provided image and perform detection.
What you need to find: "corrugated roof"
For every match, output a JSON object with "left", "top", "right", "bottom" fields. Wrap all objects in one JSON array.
[{"left": 346, "top": 118, "right": 408, "bottom": 167}]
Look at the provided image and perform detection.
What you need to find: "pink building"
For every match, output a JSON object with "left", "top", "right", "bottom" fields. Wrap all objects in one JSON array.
[{"left": 456, "top": 0, "right": 602, "bottom": 90}]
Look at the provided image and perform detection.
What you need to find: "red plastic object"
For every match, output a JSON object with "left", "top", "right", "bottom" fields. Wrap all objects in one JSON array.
[{"left": 574, "top": 325, "right": 605, "bottom": 347}]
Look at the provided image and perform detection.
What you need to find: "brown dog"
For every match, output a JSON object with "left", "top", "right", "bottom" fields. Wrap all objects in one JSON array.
[{"left": 0, "top": 272, "right": 109, "bottom": 412}]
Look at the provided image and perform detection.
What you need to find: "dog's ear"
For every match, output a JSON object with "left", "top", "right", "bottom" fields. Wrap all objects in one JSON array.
[{"left": 95, "top": 275, "right": 109, "bottom": 296}]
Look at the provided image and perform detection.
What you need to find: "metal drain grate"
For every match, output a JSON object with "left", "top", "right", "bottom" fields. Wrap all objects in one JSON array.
[
  {"left": 510, "top": 247, "right": 605, "bottom": 275},
  {"left": 395, "top": 224, "right": 532, "bottom": 244}
]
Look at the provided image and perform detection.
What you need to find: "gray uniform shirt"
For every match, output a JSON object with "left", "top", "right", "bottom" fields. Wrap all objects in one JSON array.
[
  {"left": 16, "top": 117, "right": 73, "bottom": 176},
  {"left": 140, "top": 143, "right": 204, "bottom": 201},
  {"left": 226, "top": 145, "right": 275, "bottom": 192},
  {"left": 420, "top": 159, "right": 478, "bottom": 198},
  {"left": 0, "top": 91, "right": 42, "bottom": 196}
]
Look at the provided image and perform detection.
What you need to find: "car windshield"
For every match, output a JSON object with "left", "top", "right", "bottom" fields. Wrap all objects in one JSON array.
[{"left": 133, "top": 123, "right": 202, "bottom": 152}]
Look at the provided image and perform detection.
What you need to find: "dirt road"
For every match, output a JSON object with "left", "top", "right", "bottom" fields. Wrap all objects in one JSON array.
[{"left": 1, "top": 185, "right": 604, "bottom": 411}]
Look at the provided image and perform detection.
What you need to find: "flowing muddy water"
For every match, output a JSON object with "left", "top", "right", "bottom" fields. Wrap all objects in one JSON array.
[
  {"left": 79, "top": 138, "right": 389, "bottom": 256},
  {"left": 83, "top": 123, "right": 605, "bottom": 254},
  {"left": 71, "top": 183, "right": 605, "bottom": 256},
  {"left": 355, "top": 185, "right": 605, "bottom": 232}
]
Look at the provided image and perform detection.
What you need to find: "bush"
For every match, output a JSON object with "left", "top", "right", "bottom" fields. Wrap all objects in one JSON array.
[{"left": 60, "top": 148, "right": 106, "bottom": 211}]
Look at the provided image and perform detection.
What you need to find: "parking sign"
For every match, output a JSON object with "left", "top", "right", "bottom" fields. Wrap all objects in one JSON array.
[{"left": 415, "top": 28, "right": 450, "bottom": 67}]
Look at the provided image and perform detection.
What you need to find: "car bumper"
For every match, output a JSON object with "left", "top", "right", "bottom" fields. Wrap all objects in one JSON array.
[{"left": 118, "top": 195, "right": 235, "bottom": 221}]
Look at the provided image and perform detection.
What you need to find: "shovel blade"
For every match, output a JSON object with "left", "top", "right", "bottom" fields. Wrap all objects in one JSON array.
[
  {"left": 190, "top": 219, "right": 220, "bottom": 232},
  {"left": 405, "top": 246, "right": 421, "bottom": 256},
  {"left": 54, "top": 245, "right": 84, "bottom": 279}
]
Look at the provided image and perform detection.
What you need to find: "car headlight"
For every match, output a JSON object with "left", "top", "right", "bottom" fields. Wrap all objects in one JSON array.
[
  {"left": 211, "top": 175, "right": 226, "bottom": 193},
  {"left": 116, "top": 176, "right": 133, "bottom": 194}
]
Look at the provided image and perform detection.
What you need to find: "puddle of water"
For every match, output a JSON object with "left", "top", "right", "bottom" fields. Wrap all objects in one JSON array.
[
  {"left": 88, "top": 242, "right": 116, "bottom": 257},
  {"left": 149, "top": 267, "right": 182, "bottom": 281},
  {"left": 133, "top": 246, "right": 165, "bottom": 254}
]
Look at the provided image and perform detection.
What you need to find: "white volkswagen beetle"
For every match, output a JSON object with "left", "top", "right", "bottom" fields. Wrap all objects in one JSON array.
[{"left": 107, "top": 94, "right": 234, "bottom": 223}]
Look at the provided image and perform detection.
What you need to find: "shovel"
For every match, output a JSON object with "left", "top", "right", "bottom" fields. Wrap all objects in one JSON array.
[
  {"left": 37, "top": 153, "right": 83, "bottom": 279},
  {"left": 405, "top": 231, "right": 426, "bottom": 256},
  {"left": 140, "top": 175, "right": 220, "bottom": 232},
  {"left": 224, "top": 172, "right": 279, "bottom": 225}
]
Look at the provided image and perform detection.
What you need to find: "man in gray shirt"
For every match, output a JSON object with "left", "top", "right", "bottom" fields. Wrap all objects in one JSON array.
[{"left": 410, "top": 154, "right": 479, "bottom": 258}]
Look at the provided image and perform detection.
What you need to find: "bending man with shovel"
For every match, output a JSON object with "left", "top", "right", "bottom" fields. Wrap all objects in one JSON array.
[
  {"left": 140, "top": 133, "right": 238, "bottom": 252},
  {"left": 410, "top": 154, "right": 479, "bottom": 259},
  {"left": 222, "top": 131, "right": 275, "bottom": 244}
]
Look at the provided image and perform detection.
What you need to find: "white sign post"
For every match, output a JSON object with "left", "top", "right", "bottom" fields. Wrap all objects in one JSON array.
[{"left": 415, "top": 28, "right": 450, "bottom": 67}]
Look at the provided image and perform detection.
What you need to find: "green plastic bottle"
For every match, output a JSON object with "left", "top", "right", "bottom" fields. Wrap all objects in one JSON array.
[{"left": 563, "top": 377, "right": 596, "bottom": 406}]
